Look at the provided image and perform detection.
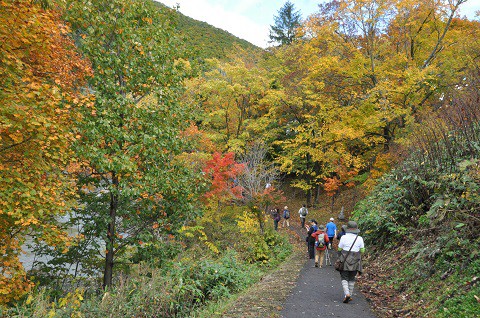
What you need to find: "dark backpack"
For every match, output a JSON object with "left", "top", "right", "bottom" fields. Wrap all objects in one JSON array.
[
  {"left": 315, "top": 234, "right": 325, "bottom": 248},
  {"left": 273, "top": 212, "right": 281, "bottom": 221},
  {"left": 284, "top": 210, "right": 290, "bottom": 219}
]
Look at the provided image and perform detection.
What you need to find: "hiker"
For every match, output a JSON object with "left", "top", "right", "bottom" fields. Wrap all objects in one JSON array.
[
  {"left": 305, "top": 219, "right": 318, "bottom": 260},
  {"left": 312, "top": 224, "right": 329, "bottom": 268},
  {"left": 336, "top": 224, "right": 347, "bottom": 241},
  {"left": 337, "top": 221, "right": 365, "bottom": 304},
  {"left": 326, "top": 217, "right": 337, "bottom": 249},
  {"left": 272, "top": 208, "right": 281, "bottom": 231},
  {"left": 282, "top": 205, "right": 290, "bottom": 227},
  {"left": 298, "top": 204, "right": 308, "bottom": 228}
]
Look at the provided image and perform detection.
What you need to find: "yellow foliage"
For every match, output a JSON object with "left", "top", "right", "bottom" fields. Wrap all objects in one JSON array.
[
  {"left": 0, "top": 0, "right": 89, "bottom": 304},
  {"left": 363, "top": 153, "right": 395, "bottom": 191},
  {"left": 179, "top": 225, "right": 219, "bottom": 254},
  {"left": 236, "top": 211, "right": 259, "bottom": 235}
]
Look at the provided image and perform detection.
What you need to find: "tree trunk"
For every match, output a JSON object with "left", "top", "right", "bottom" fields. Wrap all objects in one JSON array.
[
  {"left": 306, "top": 151, "right": 312, "bottom": 207},
  {"left": 259, "top": 209, "right": 265, "bottom": 234},
  {"left": 330, "top": 191, "right": 338, "bottom": 214},
  {"left": 316, "top": 184, "right": 322, "bottom": 207},
  {"left": 103, "top": 173, "right": 118, "bottom": 290}
]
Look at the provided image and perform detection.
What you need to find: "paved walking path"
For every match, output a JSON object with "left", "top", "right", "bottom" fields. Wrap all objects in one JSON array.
[{"left": 280, "top": 226, "right": 377, "bottom": 317}]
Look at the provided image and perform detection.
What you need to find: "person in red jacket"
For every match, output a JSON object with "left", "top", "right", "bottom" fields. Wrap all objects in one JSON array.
[{"left": 312, "top": 224, "right": 330, "bottom": 268}]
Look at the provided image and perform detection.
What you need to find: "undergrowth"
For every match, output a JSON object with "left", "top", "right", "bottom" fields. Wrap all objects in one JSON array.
[
  {"left": 353, "top": 101, "right": 480, "bottom": 316},
  {"left": 2, "top": 225, "right": 292, "bottom": 318}
]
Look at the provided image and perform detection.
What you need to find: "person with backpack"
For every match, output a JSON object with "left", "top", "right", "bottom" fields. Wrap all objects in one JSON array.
[
  {"left": 305, "top": 219, "right": 318, "bottom": 260},
  {"left": 337, "top": 221, "right": 365, "bottom": 304},
  {"left": 298, "top": 204, "right": 308, "bottom": 228},
  {"left": 312, "top": 224, "right": 329, "bottom": 268},
  {"left": 272, "top": 208, "right": 281, "bottom": 231},
  {"left": 326, "top": 217, "right": 337, "bottom": 249},
  {"left": 282, "top": 206, "right": 290, "bottom": 228}
]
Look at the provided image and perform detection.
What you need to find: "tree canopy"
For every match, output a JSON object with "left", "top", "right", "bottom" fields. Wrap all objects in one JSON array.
[{"left": 64, "top": 0, "right": 203, "bottom": 288}]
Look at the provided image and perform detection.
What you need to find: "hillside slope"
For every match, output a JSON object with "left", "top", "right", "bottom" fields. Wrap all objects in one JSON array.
[{"left": 156, "top": 2, "right": 262, "bottom": 59}]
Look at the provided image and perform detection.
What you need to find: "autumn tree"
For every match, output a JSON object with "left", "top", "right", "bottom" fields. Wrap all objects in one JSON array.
[
  {"left": 264, "top": 0, "right": 474, "bottom": 204},
  {"left": 64, "top": 0, "right": 201, "bottom": 288},
  {"left": 202, "top": 152, "right": 244, "bottom": 205},
  {"left": 323, "top": 161, "right": 358, "bottom": 212},
  {"left": 237, "top": 141, "right": 284, "bottom": 232},
  {"left": 269, "top": 1, "right": 303, "bottom": 45},
  {"left": 185, "top": 51, "right": 271, "bottom": 152},
  {"left": 0, "top": 0, "right": 91, "bottom": 303}
]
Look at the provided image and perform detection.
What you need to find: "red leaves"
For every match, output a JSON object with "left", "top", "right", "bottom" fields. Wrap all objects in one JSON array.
[{"left": 203, "top": 152, "right": 245, "bottom": 202}]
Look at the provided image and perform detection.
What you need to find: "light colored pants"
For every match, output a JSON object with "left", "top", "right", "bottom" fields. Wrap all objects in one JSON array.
[
  {"left": 283, "top": 218, "right": 290, "bottom": 227},
  {"left": 340, "top": 271, "right": 357, "bottom": 296},
  {"left": 315, "top": 249, "right": 325, "bottom": 267}
]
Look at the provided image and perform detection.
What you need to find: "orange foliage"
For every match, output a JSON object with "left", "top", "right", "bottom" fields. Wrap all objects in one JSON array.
[
  {"left": 324, "top": 161, "right": 358, "bottom": 196},
  {"left": 0, "top": 0, "right": 91, "bottom": 303}
]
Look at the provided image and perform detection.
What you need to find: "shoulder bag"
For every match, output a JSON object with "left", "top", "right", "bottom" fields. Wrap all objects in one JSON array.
[{"left": 334, "top": 234, "right": 359, "bottom": 271}]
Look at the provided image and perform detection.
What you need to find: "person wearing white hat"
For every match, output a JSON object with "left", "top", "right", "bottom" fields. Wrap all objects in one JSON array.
[{"left": 326, "top": 217, "right": 337, "bottom": 249}]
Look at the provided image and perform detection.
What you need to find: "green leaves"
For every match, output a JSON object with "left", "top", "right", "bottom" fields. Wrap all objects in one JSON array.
[
  {"left": 60, "top": 0, "right": 203, "bottom": 287},
  {"left": 269, "top": 1, "right": 303, "bottom": 45}
]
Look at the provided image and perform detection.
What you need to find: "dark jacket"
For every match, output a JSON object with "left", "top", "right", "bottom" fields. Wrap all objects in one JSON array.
[
  {"left": 336, "top": 229, "right": 346, "bottom": 240},
  {"left": 273, "top": 211, "right": 281, "bottom": 222},
  {"left": 306, "top": 225, "right": 317, "bottom": 243}
]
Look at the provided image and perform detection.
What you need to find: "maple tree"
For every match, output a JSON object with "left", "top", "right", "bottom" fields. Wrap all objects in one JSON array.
[
  {"left": 63, "top": 0, "right": 202, "bottom": 288},
  {"left": 0, "top": 0, "right": 91, "bottom": 303},
  {"left": 202, "top": 152, "right": 244, "bottom": 204},
  {"left": 323, "top": 161, "right": 358, "bottom": 212}
]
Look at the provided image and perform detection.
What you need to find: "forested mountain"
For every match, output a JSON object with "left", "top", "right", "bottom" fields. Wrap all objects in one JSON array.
[{"left": 156, "top": 1, "right": 262, "bottom": 59}]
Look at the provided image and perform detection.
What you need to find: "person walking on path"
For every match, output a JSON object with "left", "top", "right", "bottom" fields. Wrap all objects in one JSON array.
[
  {"left": 272, "top": 208, "right": 281, "bottom": 231},
  {"left": 326, "top": 217, "right": 337, "bottom": 249},
  {"left": 282, "top": 206, "right": 290, "bottom": 228},
  {"left": 336, "top": 224, "right": 346, "bottom": 241},
  {"left": 305, "top": 219, "right": 318, "bottom": 260},
  {"left": 298, "top": 204, "right": 308, "bottom": 228},
  {"left": 337, "top": 221, "right": 365, "bottom": 304},
  {"left": 311, "top": 224, "right": 329, "bottom": 268}
]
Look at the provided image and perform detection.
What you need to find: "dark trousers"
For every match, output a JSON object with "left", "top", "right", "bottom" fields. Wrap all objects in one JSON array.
[
  {"left": 308, "top": 241, "right": 315, "bottom": 259},
  {"left": 340, "top": 270, "right": 358, "bottom": 281},
  {"left": 300, "top": 217, "right": 306, "bottom": 228},
  {"left": 274, "top": 220, "right": 279, "bottom": 231},
  {"left": 328, "top": 236, "right": 334, "bottom": 248}
]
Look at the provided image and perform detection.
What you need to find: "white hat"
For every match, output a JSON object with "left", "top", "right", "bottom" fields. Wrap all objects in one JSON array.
[{"left": 330, "top": 217, "right": 334, "bottom": 221}]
